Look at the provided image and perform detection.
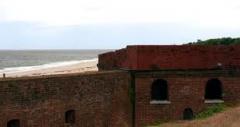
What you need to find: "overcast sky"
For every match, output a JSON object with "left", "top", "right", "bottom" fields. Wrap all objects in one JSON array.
[{"left": 0, "top": 0, "right": 240, "bottom": 49}]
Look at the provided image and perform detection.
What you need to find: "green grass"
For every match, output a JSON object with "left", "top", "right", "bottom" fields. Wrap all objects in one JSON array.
[
  {"left": 146, "top": 120, "right": 166, "bottom": 127},
  {"left": 195, "top": 103, "right": 226, "bottom": 119},
  {"left": 147, "top": 104, "right": 227, "bottom": 127}
]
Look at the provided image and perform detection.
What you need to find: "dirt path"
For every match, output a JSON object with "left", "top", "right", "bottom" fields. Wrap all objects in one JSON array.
[{"left": 153, "top": 106, "right": 240, "bottom": 127}]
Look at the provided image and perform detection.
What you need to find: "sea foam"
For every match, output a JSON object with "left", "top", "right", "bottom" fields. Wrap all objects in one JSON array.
[{"left": 0, "top": 58, "right": 98, "bottom": 74}]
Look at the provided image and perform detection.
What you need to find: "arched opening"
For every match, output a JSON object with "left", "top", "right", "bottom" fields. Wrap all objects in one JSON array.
[
  {"left": 205, "top": 79, "right": 223, "bottom": 100},
  {"left": 151, "top": 79, "right": 168, "bottom": 100},
  {"left": 183, "top": 108, "right": 194, "bottom": 120},
  {"left": 65, "top": 110, "right": 75, "bottom": 124},
  {"left": 7, "top": 119, "right": 20, "bottom": 127}
]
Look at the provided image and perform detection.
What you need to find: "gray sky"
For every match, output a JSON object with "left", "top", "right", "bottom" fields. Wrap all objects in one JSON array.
[{"left": 0, "top": 0, "right": 240, "bottom": 49}]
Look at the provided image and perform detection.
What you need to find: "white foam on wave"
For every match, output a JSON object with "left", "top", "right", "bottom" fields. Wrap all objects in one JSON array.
[{"left": 0, "top": 58, "right": 98, "bottom": 74}]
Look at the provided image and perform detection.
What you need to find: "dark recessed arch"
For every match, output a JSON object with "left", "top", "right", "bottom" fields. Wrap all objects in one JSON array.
[
  {"left": 7, "top": 119, "right": 20, "bottom": 127},
  {"left": 205, "top": 78, "right": 223, "bottom": 100},
  {"left": 65, "top": 110, "right": 75, "bottom": 124},
  {"left": 183, "top": 108, "right": 194, "bottom": 120},
  {"left": 151, "top": 79, "right": 168, "bottom": 100}
]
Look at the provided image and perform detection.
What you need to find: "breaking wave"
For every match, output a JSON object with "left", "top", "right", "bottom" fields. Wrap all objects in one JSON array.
[{"left": 0, "top": 58, "right": 98, "bottom": 74}]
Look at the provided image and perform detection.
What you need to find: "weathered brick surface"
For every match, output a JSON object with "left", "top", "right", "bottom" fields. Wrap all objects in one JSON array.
[
  {"left": 0, "top": 71, "right": 131, "bottom": 127},
  {"left": 98, "top": 45, "right": 240, "bottom": 126},
  {"left": 134, "top": 70, "right": 240, "bottom": 127},
  {"left": 98, "top": 45, "right": 240, "bottom": 70},
  {"left": 2, "top": 45, "right": 240, "bottom": 127}
]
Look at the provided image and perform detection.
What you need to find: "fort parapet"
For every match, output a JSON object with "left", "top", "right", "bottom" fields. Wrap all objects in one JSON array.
[
  {"left": 98, "top": 45, "right": 240, "bottom": 70},
  {"left": 0, "top": 71, "right": 131, "bottom": 127}
]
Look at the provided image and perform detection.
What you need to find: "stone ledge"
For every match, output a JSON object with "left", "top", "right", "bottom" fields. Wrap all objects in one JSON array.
[
  {"left": 204, "top": 99, "right": 224, "bottom": 104},
  {"left": 150, "top": 100, "right": 171, "bottom": 105}
]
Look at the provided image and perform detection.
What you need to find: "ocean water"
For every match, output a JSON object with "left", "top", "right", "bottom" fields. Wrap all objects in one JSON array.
[{"left": 0, "top": 50, "right": 110, "bottom": 73}]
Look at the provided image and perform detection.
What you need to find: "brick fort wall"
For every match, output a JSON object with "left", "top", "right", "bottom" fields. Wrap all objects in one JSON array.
[
  {"left": 98, "top": 45, "right": 240, "bottom": 70},
  {"left": 134, "top": 70, "right": 240, "bottom": 127},
  {"left": 0, "top": 71, "right": 132, "bottom": 127}
]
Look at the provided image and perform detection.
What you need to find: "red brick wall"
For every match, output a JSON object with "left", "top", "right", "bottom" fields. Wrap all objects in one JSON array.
[
  {"left": 98, "top": 47, "right": 137, "bottom": 70},
  {"left": 98, "top": 51, "right": 117, "bottom": 70},
  {"left": 134, "top": 70, "right": 240, "bottom": 127},
  {"left": 0, "top": 71, "right": 132, "bottom": 127},
  {"left": 98, "top": 48, "right": 129, "bottom": 70},
  {"left": 98, "top": 45, "right": 240, "bottom": 70}
]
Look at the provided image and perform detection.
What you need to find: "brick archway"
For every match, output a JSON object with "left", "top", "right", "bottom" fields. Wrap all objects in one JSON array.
[
  {"left": 7, "top": 119, "right": 20, "bottom": 127},
  {"left": 183, "top": 108, "right": 194, "bottom": 120},
  {"left": 65, "top": 110, "right": 75, "bottom": 124},
  {"left": 205, "top": 78, "right": 223, "bottom": 100},
  {"left": 151, "top": 79, "right": 168, "bottom": 100}
]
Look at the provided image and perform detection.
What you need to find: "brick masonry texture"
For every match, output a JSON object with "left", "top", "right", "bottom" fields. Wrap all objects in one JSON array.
[
  {"left": 134, "top": 70, "right": 240, "bottom": 127},
  {"left": 98, "top": 45, "right": 240, "bottom": 126},
  {"left": 0, "top": 71, "right": 132, "bottom": 127},
  {"left": 1, "top": 45, "right": 240, "bottom": 127},
  {"left": 98, "top": 45, "right": 240, "bottom": 70}
]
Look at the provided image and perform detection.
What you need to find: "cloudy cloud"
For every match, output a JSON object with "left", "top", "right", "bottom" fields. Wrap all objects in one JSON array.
[
  {"left": 0, "top": 0, "right": 240, "bottom": 49},
  {"left": 0, "top": 0, "right": 240, "bottom": 27}
]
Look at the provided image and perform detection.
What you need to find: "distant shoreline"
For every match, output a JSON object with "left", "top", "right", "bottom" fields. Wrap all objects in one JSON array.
[{"left": 0, "top": 58, "right": 98, "bottom": 78}]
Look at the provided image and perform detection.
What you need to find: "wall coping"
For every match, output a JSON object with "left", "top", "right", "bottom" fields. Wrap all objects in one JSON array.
[
  {"left": 0, "top": 70, "right": 127, "bottom": 82},
  {"left": 133, "top": 69, "right": 240, "bottom": 77},
  {"left": 150, "top": 100, "right": 171, "bottom": 105},
  {"left": 204, "top": 100, "right": 224, "bottom": 104}
]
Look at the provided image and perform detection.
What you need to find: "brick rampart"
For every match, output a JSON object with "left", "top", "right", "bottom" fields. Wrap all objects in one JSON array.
[
  {"left": 0, "top": 71, "right": 131, "bottom": 127},
  {"left": 98, "top": 45, "right": 240, "bottom": 70}
]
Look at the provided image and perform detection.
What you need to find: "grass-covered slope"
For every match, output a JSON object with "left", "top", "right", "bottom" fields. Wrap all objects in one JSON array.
[
  {"left": 188, "top": 37, "right": 240, "bottom": 45},
  {"left": 148, "top": 104, "right": 240, "bottom": 127}
]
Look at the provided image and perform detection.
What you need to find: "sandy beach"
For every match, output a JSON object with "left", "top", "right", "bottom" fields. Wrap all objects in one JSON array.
[{"left": 0, "top": 59, "right": 98, "bottom": 78}]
